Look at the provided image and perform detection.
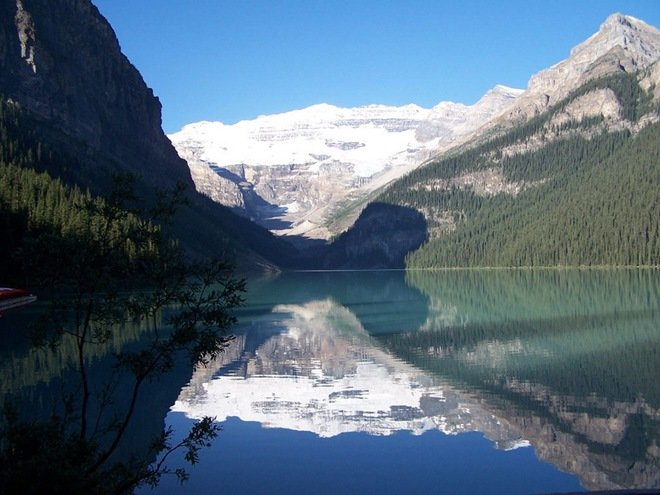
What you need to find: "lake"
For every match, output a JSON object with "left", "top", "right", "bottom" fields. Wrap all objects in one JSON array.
[
  {"left": 143, "top": 269, "right": 660, "bottom": 494},
  {"left": 1, "top": 269, "right": 658, "bottom": 493}
]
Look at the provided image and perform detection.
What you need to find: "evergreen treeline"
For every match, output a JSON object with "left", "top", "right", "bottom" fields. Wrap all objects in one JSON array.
[
  {"left": 0, "top": 98, "right": 169, "bottom": 285},
  {"left": 0, "top": 98, "right": 115, "bottom": 191},
  {"left": 0, "top": 161, "right": 160, "bottom": 284},
  {"left": 0, "top": 98, "right": 197, "bottom": 286},
  {"left": 377, "top": 72, "right": 660, "bottom": 268},
  {"left": 1, "top": 99, "right": 248, "bottom": 492},
  {"left": 0, "top": 98, "right": 296, "bottom": 273}
]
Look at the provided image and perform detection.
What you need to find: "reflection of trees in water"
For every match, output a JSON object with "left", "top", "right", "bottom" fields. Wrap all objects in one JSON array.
[
  {"left": 386, "top": 268, "right": 660, "bottom": 490},
  {"left": 382, "top": 311, "right": 660, "bottom": 405},
  {"left": 0, "top": 308, "right": 161, "bottom": 398},
  {"left": 0, "top": 306, "right": 196, "bottom": 468},
  {"left": 406, "top": 268, "right": 660, "bottom": 323},
  {"left": 0, "top": 176, "right": 244, "bottom": 493}
]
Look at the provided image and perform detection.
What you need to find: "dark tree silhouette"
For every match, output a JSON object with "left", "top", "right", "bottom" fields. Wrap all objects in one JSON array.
[{"left": 0, "top": 174, "right": 245, "bottom": 494}]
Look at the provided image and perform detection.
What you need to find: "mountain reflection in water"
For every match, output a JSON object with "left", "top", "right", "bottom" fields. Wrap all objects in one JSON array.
[{"left": 171, "top": 269, "right": 660, "bottom": 492}]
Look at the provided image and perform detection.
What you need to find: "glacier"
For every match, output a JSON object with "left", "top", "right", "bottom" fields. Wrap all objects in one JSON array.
[{"left": 168, "top": 85, "right": 523, "bottom": 240}]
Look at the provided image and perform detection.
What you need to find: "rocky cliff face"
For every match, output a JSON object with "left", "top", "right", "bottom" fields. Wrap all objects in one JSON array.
[
  {"left": 489, "top": 13, "right": 660, "bottom": 131},
  {"left": 0, "top": 0, "right": 293, "bottom": 266},
  {"left": 0, "top": 0, "right": 191, "bottom": 187},
  {"left": 170, "top": 87, "right": 522, "bottom": 240}
]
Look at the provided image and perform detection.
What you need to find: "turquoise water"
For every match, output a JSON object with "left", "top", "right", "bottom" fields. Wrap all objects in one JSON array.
[{"left": 145, "top": 269, "right": 660, "bottom": 493}]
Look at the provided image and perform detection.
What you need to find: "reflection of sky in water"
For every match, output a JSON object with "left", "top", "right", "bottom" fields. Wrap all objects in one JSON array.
[
  {"left": 152, "top": 269, "right": 660, "bottom": 494},
  {"left": 150, "top": 414, "right": 581, "bottom": 495}
]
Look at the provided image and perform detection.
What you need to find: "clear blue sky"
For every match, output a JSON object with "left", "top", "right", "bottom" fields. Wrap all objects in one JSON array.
[{"left": 92, "top": 0, "right": 660, "bottom": 133}]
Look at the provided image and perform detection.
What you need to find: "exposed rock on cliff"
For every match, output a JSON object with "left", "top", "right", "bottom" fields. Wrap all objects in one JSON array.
[
  {"left": 0, "top": 0, "right": 292, "bottom": 266},
  {"left": 170, "top": 88, "right": 522, "bottom": 240},
  {"left": 490, "top": 13, "right": 660, "bottom": 130},
  {"left": 0, "top": 0, "right": 190, "bottom": 186}
]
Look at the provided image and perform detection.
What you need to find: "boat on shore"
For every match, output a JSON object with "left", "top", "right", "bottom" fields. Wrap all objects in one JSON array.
[{"left": 0, "top": 287, "right": 37, "bottom": 314}]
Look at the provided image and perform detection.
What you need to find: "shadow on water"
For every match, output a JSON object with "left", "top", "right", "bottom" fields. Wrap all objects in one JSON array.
[
  {"left": 0, "top": 303, "right": 195, "bottom": 466},
  {"left": 239, "top": 269, "right": 430, "bottom": 336}
]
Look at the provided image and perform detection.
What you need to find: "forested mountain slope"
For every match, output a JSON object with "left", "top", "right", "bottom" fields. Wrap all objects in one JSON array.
[
  {"left": 374, "top": 70, "right": 660, "bottom": 268},
  {"left": 0, "top": 99, "right": 296, "bottom": 281},
  {"left": 0, "top": 0, "right": 294, "bottom": 271}
]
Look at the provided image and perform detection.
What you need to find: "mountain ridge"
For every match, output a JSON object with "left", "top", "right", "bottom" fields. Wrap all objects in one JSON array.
[
  {"left": 171, "top": 13, "right": 659, "bottom": 248},
  {"left": 320, "top": 13, "right": 660, "bottom": 269},
  {"left": 170, "top": 84, "right": 522, "bottom": 240},
  {"left": 2, "top": 5, "right": 658, "bottom": 270},
  {"left": 0, "top": 0, "right": 293, "bottom": 269},
  {"left": 486, "top": 13, "right": 660, "bottom": 132}
]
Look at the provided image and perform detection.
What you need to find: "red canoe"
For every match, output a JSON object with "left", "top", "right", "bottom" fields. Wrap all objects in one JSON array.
[{"left": 0, "top": 287, "right": 37, "bottom": 314}]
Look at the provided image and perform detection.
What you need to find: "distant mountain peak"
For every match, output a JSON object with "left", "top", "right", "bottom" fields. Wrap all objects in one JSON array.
[
  {"left": 477, "top": 85, "right": 525, "bottom": 104},
  {"left": 482, "top": 12, "right": 660, "bottom": 129},
  {"left": 600, "top": 12, "right": 645, "bottom": 31},
  {"left": 170, "top": 12, "right": 659, "bottom": 245},
  {"left": 570, "top": 12, "right": 660, "bottom": 63},
  {"left": 170, "top": 87, "right": 520, "bottom": 240},
  {"left": 491, "top": 84, "right": 525, "bottom": 95}
]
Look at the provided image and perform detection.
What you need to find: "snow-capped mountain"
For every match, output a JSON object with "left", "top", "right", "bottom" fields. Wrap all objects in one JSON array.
[
  {"left": 169, "top": 13, "right": 660, "bottom": 243},
  {"left": 169, "top": 86, "right": 522, "bottom": 240}
]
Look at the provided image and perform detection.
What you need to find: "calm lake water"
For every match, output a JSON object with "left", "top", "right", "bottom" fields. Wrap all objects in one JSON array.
[
  {"left": 145, "top": 269, "right": 659, "bottom": 494},
  {"left": 2, "top": 269, "right": 658, "bottom": 493}
]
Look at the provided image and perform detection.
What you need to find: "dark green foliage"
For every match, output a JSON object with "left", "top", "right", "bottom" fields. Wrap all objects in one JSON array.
[
  {"left": 0, "top": 97, "right": 295, "bottom": 269},
  {"left": 0, "top": 162, "right": 152, "bottom": 284},
  {"left": 376, "top": 73, "right": 660, "bottom": 268},
  {"left": 0, "top": 170, "right": 245, "bottom": 492},
  {"left": 0, "top": 98, "right": 112, "bottom": 191},
  {"left": 405, "top": 123, "right": 659, "bottom": 268}
]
